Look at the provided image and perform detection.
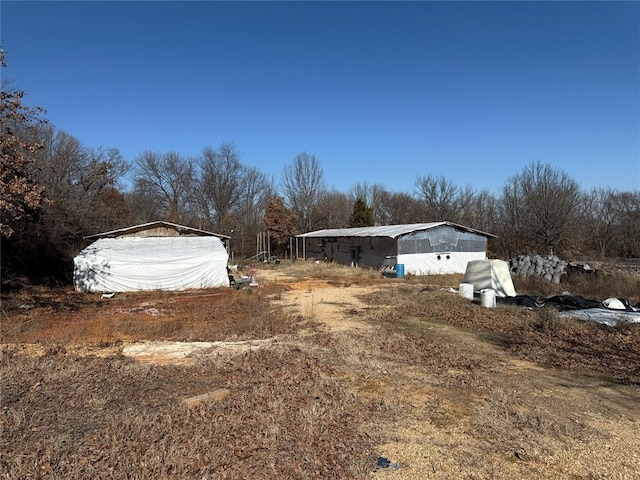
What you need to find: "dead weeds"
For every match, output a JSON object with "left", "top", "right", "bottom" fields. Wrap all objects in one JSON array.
[
  {"left": 2, "top": 261, "right": 640, "bottom": 479},
  {"left": 1, "top": 346, "right": 381, "bottom": 479},
  {"left": 1, "top": 284, "right": 302, "bottom": 344},
  {"left": 361, "top": 283, "right": 640, "bottom": 385}
]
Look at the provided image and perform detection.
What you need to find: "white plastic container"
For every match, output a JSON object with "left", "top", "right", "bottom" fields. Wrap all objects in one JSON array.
[
  {"left": 480, "top": 289, "right": 496, "bottom": 308},
  {"left": 459, "top": 283, "right": 474, "bottom": 300}
]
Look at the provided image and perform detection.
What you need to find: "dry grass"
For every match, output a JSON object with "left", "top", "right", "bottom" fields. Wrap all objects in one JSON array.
[
  {"left": 1, "top": 284, "right": 302, "bottom": 345},
  {"left": 1, "top": 345, "right": 381, "bottom": 479},
  {"left": 270, "top": 259, "right": 391, "bottom": 284},
  {"left": 359, "top": 281, "right": 640, "bottom": 385},
  {"left": 2, "top": 261, "right": 640, "bottom": 479},
  {"left": 513, "top": 268, "right": 640, "bottom": 303}
]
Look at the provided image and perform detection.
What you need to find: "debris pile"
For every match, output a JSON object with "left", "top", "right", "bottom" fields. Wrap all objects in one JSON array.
[{"left": 508, "top": 255, "right": 596, "bottom": 284}]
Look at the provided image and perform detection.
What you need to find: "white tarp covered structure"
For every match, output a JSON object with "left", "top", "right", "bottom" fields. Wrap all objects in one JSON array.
[
  {"left": 461, "top": 259, "right": 516, "bottom": 297},
  {"left": 74, "top": 236, "right": 229, "bottom": 292}
]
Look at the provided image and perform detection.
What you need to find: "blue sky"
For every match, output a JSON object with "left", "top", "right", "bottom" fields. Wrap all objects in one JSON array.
[{"left": 2, "top": 1, "right": 639, "bottom": 195}]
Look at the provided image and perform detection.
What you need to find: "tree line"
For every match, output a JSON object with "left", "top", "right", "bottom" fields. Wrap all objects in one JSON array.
[{"left": 2, "top": 53, "right": 639, "bottom": 284}]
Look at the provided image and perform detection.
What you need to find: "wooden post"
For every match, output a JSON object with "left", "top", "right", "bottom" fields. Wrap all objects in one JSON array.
[{"left": 183, "top": 388, "right": 230, "bottom": 408}]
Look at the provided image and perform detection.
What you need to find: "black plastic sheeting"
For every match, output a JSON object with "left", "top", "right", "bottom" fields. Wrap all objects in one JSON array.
[
  {"left": 497, "top": 294, "right": 640, "bottom": 326},
  {"left": 498, "top": 294, "right": 604, "bottom": 311}
]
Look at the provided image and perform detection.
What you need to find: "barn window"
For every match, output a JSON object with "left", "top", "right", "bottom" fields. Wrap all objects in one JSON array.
[
  {"left": 428, "top": 227, "right": 459, "bottom": 247},
  {"left": 399, "top": 227, "right": 487, "bottom": 254}
]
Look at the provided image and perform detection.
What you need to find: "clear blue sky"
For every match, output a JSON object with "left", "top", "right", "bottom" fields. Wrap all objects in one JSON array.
[{"left": 2, "top": 1, "right": 639, "bottom": 195}]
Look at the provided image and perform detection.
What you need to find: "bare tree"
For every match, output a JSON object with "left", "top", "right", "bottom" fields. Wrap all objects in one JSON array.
[
  {"left": 498, "top": 161, "right": 582, "bottom": 256},
  {"left": 194, "top": 144, "right": 276, "bottom": 255},
  {"left": 376, "top": 189, "right": 425, "bottom": 225},
  {"left": 415, "top": 174, "right": 462, "bottom": 222},
  {"left": 608, "top": 190, "right": 640, "bottom": 258},
  {"left": 126, "top": 185, "right": 164, "bottom": 224},
  {"left": 349, "top": 182, "right": 401, "bottom": 225},
  {"left": 133, "top": 151, "right": 196, "bottom": 223},
  {"left": 312, "top": 189, "right": 352, "bottom": 229},
  {"left": 493, "top": 180, "right": 530, "bottom": 258},
  {"left": 240, "top": 166, "right": 274, "bottom": 221},
  {"left": 23, "top": 125, "right": 130, "bottom": 255},
  {"left": 583, "top": 188, "right": 620, "bottom": 258},
  {"left": 349, "top": 182, "right": 375, "bottom": 207},
  {"left": 281, "top": 152, "right": 326, "bottom": 232},
  {"left": 464, "top": 189, "right": 499, "bottom": 234},
  {"left": 452, "top": 185, "right": 478, "bottom": 225},
  {"left": 414, "top": 176, "right": 492, "bottom": 230},
  {"left": 2, "top": 61, "right": 130, "bottom": 282},
  {"left": 233, "top": 166, "right": 274, "bottom": 258},
  {"left": 198, "top": 143, "right": 243, "bottom": 233},
  {"left": 36, "top": 127, "right": 128, "bottom": 198},
  {"left": 433, "top": 185, "right": 500, "bottom": 236}
]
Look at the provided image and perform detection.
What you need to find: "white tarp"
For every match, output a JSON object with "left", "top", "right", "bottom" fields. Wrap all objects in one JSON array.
[
  {"left": 397, "top": 252, "right": 486, "bottom": 275},
  {"left": 559, "top": 308, "right": 640, "bottom": 327},
  {"left": 73, "top": 237, "right": 229, "bottom": 292},
  {"left": 462, "top": 259, "right": 517, "bottom": 297}
]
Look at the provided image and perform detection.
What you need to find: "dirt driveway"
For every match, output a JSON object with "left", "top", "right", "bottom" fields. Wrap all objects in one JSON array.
[
  {"left": 258, "top": 266, "right": 377, "bottom": 332},
  {"left": 251, "top": 265, "right": 640, "bottom": 479}
]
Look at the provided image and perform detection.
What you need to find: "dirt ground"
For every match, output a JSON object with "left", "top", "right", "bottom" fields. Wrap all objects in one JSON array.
[
  {"left": 258, "top": 266, "right": 640, "bottom": 479},
  {"left": 2, "top": 262, "right": 640, "bottom": 479}
]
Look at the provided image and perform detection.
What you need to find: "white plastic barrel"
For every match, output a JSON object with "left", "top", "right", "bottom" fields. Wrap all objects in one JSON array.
[
  {"left": 480, "top": 289, "right": 496, "bottom": 308},
  {"left": 459, "top": 283, "right": 474, "bottom": 300}
]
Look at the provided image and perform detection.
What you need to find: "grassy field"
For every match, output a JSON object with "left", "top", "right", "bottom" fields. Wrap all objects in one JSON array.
[{"left": 1, "top": 261, "right": 639, "bottom": 479}]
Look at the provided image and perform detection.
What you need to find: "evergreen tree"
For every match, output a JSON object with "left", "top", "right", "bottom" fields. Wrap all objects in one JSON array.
[{"left": 349, "top": 197, "right": 374, "bottom": 227}]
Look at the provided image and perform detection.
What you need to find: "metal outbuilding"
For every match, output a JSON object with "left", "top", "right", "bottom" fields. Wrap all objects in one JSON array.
[{"left": 296, "top": 222, "right": 495, "bottom": 275}]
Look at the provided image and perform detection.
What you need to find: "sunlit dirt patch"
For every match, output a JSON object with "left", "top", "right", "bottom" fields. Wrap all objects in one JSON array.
[{"left": 121, "top": 338, "right": 276, "bottom": 365}]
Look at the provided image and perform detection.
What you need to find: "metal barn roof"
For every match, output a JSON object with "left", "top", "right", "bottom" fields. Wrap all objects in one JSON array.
[{"left": 296, "top": 222, "right": 495, "bottom": 239}]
